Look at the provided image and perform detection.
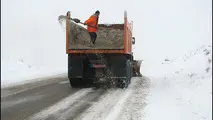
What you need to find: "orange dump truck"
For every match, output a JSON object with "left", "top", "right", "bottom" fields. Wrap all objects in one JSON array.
[{"left": 64, "top": 11, "right": 141, "bottom": 88}]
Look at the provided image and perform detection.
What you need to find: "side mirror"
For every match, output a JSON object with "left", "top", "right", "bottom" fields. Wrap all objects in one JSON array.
[{"left": 132, "top": 37, "right": 135, "bottom": 45}]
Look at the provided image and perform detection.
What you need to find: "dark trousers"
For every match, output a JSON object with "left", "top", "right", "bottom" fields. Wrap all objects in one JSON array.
[{"left": 89, "top": 32, "right": 97, "bottom": 44}]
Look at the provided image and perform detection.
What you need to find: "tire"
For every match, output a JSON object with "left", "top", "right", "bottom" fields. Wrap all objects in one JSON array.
[
  {"left": 127, "top": 60, "right": 132, "bottom": 84},
  {"left": 132, "top": 71, "right": 137, "bottom": 77},
  {"left": 69, "top": 78, "right": 83, "bottom": 88},
  {"left": 125, "top": 60, "right": 131, "bottom": 88},
  {"left": 129, "top": 61, "right": 132, "bottom": 84},
  {"left": 120, "top": 79, "right": 127, "bottom": 88}
]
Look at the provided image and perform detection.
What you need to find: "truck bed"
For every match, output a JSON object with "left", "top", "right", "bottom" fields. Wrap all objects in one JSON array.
[
  {"left": 67, "top": 21, "right": 124, "bottom": 50},
  {"left": 65, "top": 11, "right": 133, "bottom": 54}
]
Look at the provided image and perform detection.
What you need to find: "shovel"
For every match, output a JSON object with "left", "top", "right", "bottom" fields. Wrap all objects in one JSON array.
[
  {"left": 70, "top": 18, "right": 97, "bottom": 29},
  {"left": 58, "top": 15, "right": 97, "bottom": 29}
]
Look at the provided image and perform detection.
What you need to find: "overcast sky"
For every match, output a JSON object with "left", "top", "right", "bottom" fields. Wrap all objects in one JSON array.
[{"left": 1, "top": 0, "right": 212, "bottom": 65}]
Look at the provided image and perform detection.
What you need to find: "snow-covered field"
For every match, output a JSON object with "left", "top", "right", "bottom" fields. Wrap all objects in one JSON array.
[{"left": 142, "top": 45, "right": 212, "bottom": 120}]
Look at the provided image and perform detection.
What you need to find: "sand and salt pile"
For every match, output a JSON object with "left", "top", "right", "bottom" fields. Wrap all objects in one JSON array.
[{"left": 58, "top": 15, "right": 124, "bottom": 49}]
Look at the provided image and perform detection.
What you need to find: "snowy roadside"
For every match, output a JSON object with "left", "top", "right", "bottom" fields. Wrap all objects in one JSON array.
[
  {"left": 1, "top": 73, "right": 67, "bottom": 89},
  {"left": 143, "top": 45, "right": 212, "bottom": 120}
]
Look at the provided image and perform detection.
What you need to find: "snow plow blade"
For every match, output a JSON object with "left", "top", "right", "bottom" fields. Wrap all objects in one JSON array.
[{"left": 132, "top": 60, "right": 142, "bottom": 77}]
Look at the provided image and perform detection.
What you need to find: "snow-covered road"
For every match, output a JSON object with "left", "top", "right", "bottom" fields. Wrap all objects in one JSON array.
[{"left": 1, "top": 76, "right": 150, "bottom": 120}]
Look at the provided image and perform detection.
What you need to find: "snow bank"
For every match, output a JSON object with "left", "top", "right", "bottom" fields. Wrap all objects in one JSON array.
[
  {"left": 1, "top": 58, "right": 66, "bottom": 87},
  {"left": 143, "top": 45, "right": 212, "bottom": 120}
]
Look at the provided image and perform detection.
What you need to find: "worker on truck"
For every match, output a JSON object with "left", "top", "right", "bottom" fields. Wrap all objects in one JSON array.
[{"left": 84, "top": 10, "right": 100, "bottom": 47}]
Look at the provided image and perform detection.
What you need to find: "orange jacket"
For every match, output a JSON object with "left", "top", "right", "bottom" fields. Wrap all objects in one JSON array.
[{"left": 84, "top": 15, "right": 98, "bottom": 32}]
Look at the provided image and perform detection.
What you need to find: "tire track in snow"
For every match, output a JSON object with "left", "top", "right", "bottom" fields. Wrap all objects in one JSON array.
[
  {"left": 115, "top": 77, "right": 151, "bottom": 120},
  {"left": 52, "top": 88, "right": 107, "bottom": 120},
  {"left": 1, "top": 79, "right": 79, "bottom": 120},
  {"left": 75, "top": 89, "right": 125, "bottom": 120},
  {"left": 104, "top": 88, "right": 132, "bottom": 120},
  {"left": 27, "top": 88, "right": 94, "bottom": 120},
  {"left": 76, "top": 77, "right": 145, "bottom": 120}
]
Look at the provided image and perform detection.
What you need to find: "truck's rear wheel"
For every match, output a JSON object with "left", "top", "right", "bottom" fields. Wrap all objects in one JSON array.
[
  {"left": 69, "top": 78, "right": 83, "bottom": 88},
  {"left": 119, "top": 79, "right": 128, "bottom": 88},
  {"left": 129, "top": 61, "right": 132, "bottom": 84},
  {"left": 119, "top": 60, "right": 131, "bottom": 88},
  {"left": 126, "top": 60, "right": 131, "bottom": 86}
]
